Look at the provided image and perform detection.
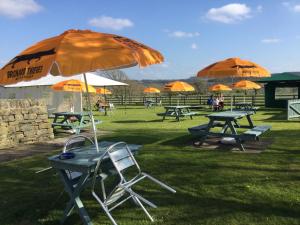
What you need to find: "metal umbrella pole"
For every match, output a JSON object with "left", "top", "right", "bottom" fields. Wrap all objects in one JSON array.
[{"left": 83, "top": 73, "right": 99, "bottom": 152}]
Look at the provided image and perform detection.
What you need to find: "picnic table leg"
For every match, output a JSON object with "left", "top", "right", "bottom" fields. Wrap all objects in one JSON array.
[
  {"left": 187, "top": 108, "right": 193, "bottom": 120},
  {"left": 233, "top": 119, "right": 240, "bottom": 128},
  {"left": 197, "top": 119, "right": 214, "bottom": 145},
  {"left": 227, "top": 121, "right": 245, "bottom": 151},
  {"left": 246, "top": 115, "right": 254, "bottom": 128},
  {"left": 162, "top": 109, "right": 168, "bottom": 121},
  {"left": 58, "top": 170, "right": 93, "bottom": 225},
  {"left": 175, "top": 109, "right": 180, "bottom": 121},
  {"left": 221, "top": 121, "right": 230, "bottom": 133}
]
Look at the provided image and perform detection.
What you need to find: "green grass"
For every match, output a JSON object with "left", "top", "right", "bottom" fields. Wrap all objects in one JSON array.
[{"left": 1, "top": 106, "right": 300, "bottom": 225}]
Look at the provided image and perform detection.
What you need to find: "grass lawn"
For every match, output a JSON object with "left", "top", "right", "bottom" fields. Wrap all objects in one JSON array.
[{"left": 1, "top": 106, "right": 300, "bottom": 225}]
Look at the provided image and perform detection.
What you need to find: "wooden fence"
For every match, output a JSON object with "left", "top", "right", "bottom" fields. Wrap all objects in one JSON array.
[{"left": 106, "top": 94, "right": 299, "bottom": 107}]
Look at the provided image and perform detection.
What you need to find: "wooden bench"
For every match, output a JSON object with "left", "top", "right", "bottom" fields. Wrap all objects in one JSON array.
[
  {"left": 188, "top": 121, "right": 223, "bottom": 135},
  {"left": 241, "top": 125, "right": 271, "bottom": 141}
]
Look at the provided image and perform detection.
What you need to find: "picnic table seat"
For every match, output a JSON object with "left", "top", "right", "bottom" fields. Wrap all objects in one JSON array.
[
  {"left": 241, "top": 125, "right": 271, "bottom": 141},
  {"left": 188, "top": 121, "right": 223, "bottom": 135},
  {"left": 52, "top": 119, "right": 101, "bottom": 134},
  {"left": 157, "top": 111, "right": 198, "bottom": 117}
]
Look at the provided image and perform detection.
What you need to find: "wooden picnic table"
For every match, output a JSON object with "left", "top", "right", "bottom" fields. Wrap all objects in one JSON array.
[
  {"left": 188, "top": 110, "right": 271, "bottom": 151},
  {"left": 234, "top": 102, "right": 259, "bottom": 113},
  {"left": 157, "top": 105, "right": 197, "bottom": 121},
  {"left": 48, "top": 141, "right": 142, "bottom": 225},
  {"left": 52, "top": 112, "right": 101, "bottom": 134}
]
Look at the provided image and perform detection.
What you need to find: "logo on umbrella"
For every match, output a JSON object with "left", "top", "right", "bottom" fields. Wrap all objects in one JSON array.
[{"left": 4, "top": 48, "right": 56, "bottom": 69}]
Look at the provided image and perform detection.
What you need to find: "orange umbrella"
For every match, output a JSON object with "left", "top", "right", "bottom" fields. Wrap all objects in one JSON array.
[
  {"left": 0, "top": 29, "right": 164, "bottom": 152},
  {"left": 209, "top": 84, "right": 232, "bottom": 92},
  {"left": 0, "top": 29, "right": 163, "bottom": 85},
  {"left": 96, "top": 87, "right": 112, "bottom": 95},
  {"left": 143, "top": 87, "right": 160, "bottom": 94},
  {"left": 51, "top": 79, "right": 96, "bottom": 93},
  {"left": 232, "top": 80, "right": 261, "bottom": 90},
  {"left": 164, "top": 81, "right": 195, "bottom": 92},
  {"left": 197, "top": 57, "right": 270, "bottom": 78}
]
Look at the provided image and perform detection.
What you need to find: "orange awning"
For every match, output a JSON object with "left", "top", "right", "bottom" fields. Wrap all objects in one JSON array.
[
  {"left": 209, "top": 84, "right": 232, "bottom": 92},
  {"left": 0, "top": 29, "right": 164, "bottom": 85},
  {"left": 197, "top": 57, "right": 270, "bottom": 78},
  {"left": 51, "top": 79, "right": 96, "bottom": 93},
  {"left": 164, "top": 81, "right": 195, "bottom": 92},
  {"left": 232, "top": 80, "right": 261, "bottom": 90},
  {"left": 144, "top": 87, "right": 160, "bottom": 93}
]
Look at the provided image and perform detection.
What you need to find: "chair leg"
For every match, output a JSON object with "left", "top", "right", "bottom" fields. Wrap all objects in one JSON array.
[
  {"left": 124, "top": 187, "right": 157, "bottom": 208},
  {"left": 143, "top": 173, "right": 176, "bottom": 193},
  {"left": 132, "top": 196, "right": 154, "bottom": 222},
  {"left": 92, "top": 192, "right": 118, "bottom": 225}
]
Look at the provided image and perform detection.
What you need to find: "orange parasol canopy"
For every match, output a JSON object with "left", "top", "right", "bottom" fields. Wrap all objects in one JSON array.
[
  {"left": 51, "top": 79, "right": 96, "bottom": 93},
  {"left": 143, "top": 87, "right": 160, "bottom": 94},
  {"left": 197, "top": 57, "right": 270, "bottom": 78},
  {"left": 96, "top": 87, "right": 112, "bottom": 95},
  {"left": 0, "top": 29, "right": 164, "bottom": 85},
  {"left": 164, "top": 81, "right": 195, "bottom": 92},
  {"left": 209, "top": 84, "right": 232, "bottom": 92},
  {"left": 232, "top": 80, "right": 261, "bottom": 90}
]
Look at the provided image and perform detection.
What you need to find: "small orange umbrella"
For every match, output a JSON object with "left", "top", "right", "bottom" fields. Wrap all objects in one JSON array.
[
  {"left": 96, "top": 87, "right": 112, "bottom": 95},
  {"left": 197, "top": 57, "right": 270, "bottom": 78},
  {"left": 51, "top": 79, "right": 96, "bottom": 93},
  {"left": 209, "top": 84, "right": 232, "bottom": 92},
  {"left": 232, "top": 80, "right": 261, "bottom": 90},
  {"left": 143, "top": 87, "right": 160, "bottom": 94},
  {"left": 164, "top": 81, "right": 195, "bottom": 92}
]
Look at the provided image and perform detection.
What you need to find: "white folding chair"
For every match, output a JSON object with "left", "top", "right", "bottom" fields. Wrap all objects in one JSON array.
[{"left": 91, "top": 142, "right": 176, "bottom": 225}]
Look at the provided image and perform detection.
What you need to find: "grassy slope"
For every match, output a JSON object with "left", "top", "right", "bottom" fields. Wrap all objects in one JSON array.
[{"left": 0, "top": 106, "right": 300, "bottom": 225}]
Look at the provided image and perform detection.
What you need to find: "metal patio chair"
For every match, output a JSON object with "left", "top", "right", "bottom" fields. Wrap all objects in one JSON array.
[{"left": 91, "top": 142, "right": 176, "bottom": 225}]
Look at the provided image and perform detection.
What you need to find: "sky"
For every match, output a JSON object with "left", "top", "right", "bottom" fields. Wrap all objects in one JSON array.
[{"left": 0, "top": 0, "right": 299, "bottom": 80}]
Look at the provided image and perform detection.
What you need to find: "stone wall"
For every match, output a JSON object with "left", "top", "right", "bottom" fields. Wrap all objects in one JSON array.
[{"left": 0, "top": 99, "right": 54, "bottom": 149}]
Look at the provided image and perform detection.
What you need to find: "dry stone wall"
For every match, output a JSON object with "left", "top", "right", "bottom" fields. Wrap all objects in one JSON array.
[{"left": 0, "top": 99, "right": 54, "bottom": 149}]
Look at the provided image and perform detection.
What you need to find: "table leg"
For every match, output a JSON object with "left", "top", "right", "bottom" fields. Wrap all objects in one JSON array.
[
  {"left": 198, "top": 118, "right": 214, "bottom": 145},
  {"left": 162, "top": 109, "right": 168, "bottom": 121},
  {"left": 246, "top": 115, "right": 254, "bottom": 128},
  {"left": 227, "top": 121, "right": 245, "bottom": 151},
  {"left": 175, "top": 109, "right": 180, "bottom": 121},
  {"left": 58, "top": 170, "right": 93, "bottom": 225}
]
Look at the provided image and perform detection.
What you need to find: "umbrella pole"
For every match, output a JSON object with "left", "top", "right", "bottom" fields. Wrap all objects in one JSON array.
[
  {"left": 83, "top": 73, "right": 99, "bottom": 152},
  {"left": 231, "top": 77, "right": 233, "bottom": 111}
]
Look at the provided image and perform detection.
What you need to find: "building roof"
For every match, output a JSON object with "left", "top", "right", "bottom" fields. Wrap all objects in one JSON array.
[
  {"left": 256, "top": 72, "right": 300, "bottom": 83},
  {"left": 4, "top": 72, "right": 128, "bottom": 87}
]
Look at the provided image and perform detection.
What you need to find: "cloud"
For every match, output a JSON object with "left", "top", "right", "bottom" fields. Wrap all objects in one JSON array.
[
  {"left": 88, "top": 16, "right": 134, "bottom": 30},
  {"left": 206, "top": 3, "right": 252, "bottom": 24},
  {"left": 168, "top": 30, "right": 200, "bottom": 38},
  {"left": 0, "top": 0, "right": 42, "bottom": 19},
  {"left": 282, "top": 2, "right": 300, "bottom": 12},
  {"left": 256, "top": 5, "right": 263, "bottom": 13},
  {"left": 261, "top": 38, "right": 281, "bottom": 44},
  {"left": 191, "top": 43, "right": 198, "bottom": 49}
]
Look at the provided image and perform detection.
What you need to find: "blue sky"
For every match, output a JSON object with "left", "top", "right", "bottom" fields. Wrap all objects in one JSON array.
[{"left": 0, "top": 0, "right": 299, "bottom": 80}]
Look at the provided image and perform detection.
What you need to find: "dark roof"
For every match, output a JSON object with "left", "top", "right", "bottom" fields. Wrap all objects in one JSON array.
[{"left": 256, "top": 72, "right": 300, "bottom": 83}]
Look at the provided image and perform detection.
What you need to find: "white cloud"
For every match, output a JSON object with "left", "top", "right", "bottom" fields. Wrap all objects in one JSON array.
[
  {"left": 282, "top": 2, "right": 300, "bottom": 12},
  {"left": 168, "top": 30, "right": 200, "bottom": 38},
  {"left": 0, "top": 0, "right": 42, "bottom": 19},
  {"left": 256, "top": 5, "right": 263, "bottom": 13},
  {"left": 88, "top": 16, "right": 134, "bottom": 30},
  {"left": 206, "top": 3, "right": 252, "bottom": 24},
  {"left": 261, "top": 38, "right": 281, "bottom": 44},
  {"left": 294, "top": 4, "right": 300, "bottom": 12},
  {"left": 191, "top": 43, "right": 198, "bottom": 49}
]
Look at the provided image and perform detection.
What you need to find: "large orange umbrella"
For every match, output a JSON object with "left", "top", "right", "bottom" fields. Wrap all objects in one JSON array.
[
  {"left": 51, "top": 79, "right": 96, "bottom": 93},
  {"left": 96, "top": 87, "right": 112, "bottom": 95},
  {"left": 197, "top": 57, "right": 270, "bottom": 78},
  {"left": 164, "top": 81, "right": 195, "bottom": 92},
  {"left": 232, "top": 80, "right": 261, "bottom": 90},
  {"left": 209, "top": 84, "right": 232, "bottom": 92},
  {"left": 0, "top": 29, "right": 164, "bottom": 152},
  {"left": 143, "top": 87, "right": 160, "bottom": 94}
]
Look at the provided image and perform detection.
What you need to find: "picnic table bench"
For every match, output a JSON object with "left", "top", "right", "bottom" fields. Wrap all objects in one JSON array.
[
  {"left": 157, "top": 105, "right": 198, "bottom": 121},
  {"left": 48, "top": 141, "right": 142, "bottom": 225},
  {"left": 52, "top": 112, "right": 101, "bottom": 134},
  {"left": 188, "top": 110, "right": 271, "bottom": 151}
]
